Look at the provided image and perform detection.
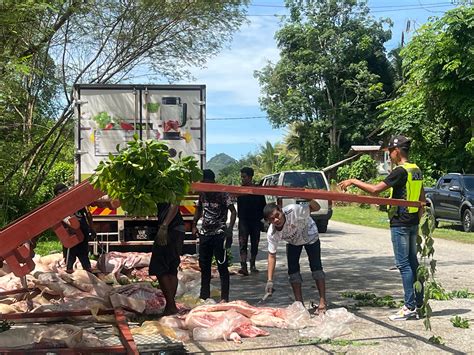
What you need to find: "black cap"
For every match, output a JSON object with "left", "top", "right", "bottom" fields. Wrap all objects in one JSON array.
[
  {"left": 202, "top": 169, "right": 215, "bottom": 182},
  {"left": 387, "top": 135, "right": 411, "bottom": 149}
]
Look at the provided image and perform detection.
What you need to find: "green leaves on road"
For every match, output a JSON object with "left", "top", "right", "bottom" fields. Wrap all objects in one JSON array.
[{"left": 90, "top": 135, "right": 202, "bottom": 216}]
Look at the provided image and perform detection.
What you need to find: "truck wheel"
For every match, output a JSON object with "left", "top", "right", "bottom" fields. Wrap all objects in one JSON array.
[
  {"left": 462, "top": 209, "right": 474, "bottom": 233},
  {"left": 317, "top": 221, "right": 328, "bottom": 233}
]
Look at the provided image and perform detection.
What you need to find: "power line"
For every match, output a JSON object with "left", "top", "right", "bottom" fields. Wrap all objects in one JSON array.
[
  {"left": 246, "top": 3, "right": 455, "bottom": 16},
  {"left": 250, "top": 1, "right": 453, "bottom": 8}
]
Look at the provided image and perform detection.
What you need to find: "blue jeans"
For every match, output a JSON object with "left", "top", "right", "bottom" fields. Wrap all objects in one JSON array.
[{"left": 391, "top": 225, "right": 423, "bottom": 309}]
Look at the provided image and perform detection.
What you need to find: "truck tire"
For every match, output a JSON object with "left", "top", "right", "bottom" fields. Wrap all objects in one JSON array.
[
  {"left": 317, "top": 221, "right": 328, "bottom": 233},
  {"left": 462, "top": 209, "right": 474, "bottom": 233}
]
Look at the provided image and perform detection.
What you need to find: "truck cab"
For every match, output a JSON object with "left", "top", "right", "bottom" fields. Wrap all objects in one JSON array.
[
  {"left": 261, "top": 170, "right": 333, "bottom": 233},
  {"left": 425, "top": 173, "right": 474, "bottom": 232}
]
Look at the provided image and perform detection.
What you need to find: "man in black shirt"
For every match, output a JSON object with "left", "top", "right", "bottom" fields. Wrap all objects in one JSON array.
[
  {"left": 192, "top": 169, "right": 236, "bottom": 302},
  {"left": 338, "top": 135, "right": 425, "bottom": 321},
  {"left": 237, "top": 167, "right": 266, "bottom": 275},
  {"left": 149, "top": 203, "right": 184, "bottom": 315},
  {"left": 54, "top": 183, "right": 93, "bottom": 273}
]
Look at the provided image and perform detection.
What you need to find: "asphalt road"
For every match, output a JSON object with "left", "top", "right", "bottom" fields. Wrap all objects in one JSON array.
[{"left": 186, "top": 220, "right": 474, "bottom": 354}]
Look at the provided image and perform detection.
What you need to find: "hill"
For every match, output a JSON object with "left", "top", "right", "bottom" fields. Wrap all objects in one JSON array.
[{"left": 206, "top": 153, "right": 237, "bottom": 175}]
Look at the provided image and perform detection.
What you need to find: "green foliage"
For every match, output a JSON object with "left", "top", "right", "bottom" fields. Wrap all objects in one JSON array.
[
  {"left": 417, "top": 207, "right": 440, "bottom": 330},
  {"left": 341, "top": 291, "right": 403, "bottom": 308},
  {"left": 428, "top": 336, "right": 444, "bottom": 345},
  {"left": 380, "top": 6, "right": 474, "bottom": 177},
  {"left": 450, "top": 316, "right": 470, "bottom": 329},
  {"left": 450, "top": 289, "right": 474, "bottom": 299},
  {"left": 91, "top": 135, "right": 202, "bottom": 216},
  {"left": 337, "top": 155, "right": 378, "bottom": 181},
  {"left": 256, "top": 0, "right": 394, "bottom": 167}
]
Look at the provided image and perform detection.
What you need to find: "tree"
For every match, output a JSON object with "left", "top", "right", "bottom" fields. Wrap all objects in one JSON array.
[
  {"left": 255, "top": 0, "right": 394, "bottom": 166},
  {"left": 0, "top": 0, "right": 250, "bottom": 224},
  {"left": 380, "top": 6, "right": 474, "bottom": 176}
]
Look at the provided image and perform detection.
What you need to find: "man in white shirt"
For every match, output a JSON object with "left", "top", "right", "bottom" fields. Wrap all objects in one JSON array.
[{"left": 263, "top": 200, "right": 327, "bottom": 313}]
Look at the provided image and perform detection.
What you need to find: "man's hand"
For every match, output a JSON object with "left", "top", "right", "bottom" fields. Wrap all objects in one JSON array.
[
  {"left": 265, "top": 280, "right": 274, "bottom": 295},
  {"left": 156, "top": 225, "right": 168, "bottom": 246},
  {"left": 338, "top": 179, "right": 353, "bottom": 191},
  {"left": 225, "top": 227, "right": 233, "bottom": 249},
  {"left": 192, "top": 225, "right": 198, "bottom": 237}
]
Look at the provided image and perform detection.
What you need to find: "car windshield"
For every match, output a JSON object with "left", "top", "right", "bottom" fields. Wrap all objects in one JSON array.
[
  {"left": 463, "top": 176, "right": 474, "bottom": 191},
  {"left": 282, "top": 172, "right": 327, "bottom": 190}
]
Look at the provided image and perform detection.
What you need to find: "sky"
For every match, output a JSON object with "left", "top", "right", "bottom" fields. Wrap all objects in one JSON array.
[{"left": 184, "top": 0, "right": 459, "bottom": 161}]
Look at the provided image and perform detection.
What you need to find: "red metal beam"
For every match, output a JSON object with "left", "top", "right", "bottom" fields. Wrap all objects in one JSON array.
[
  {"left": 191, "top": 182, "right": 423, "bottom": 208},
  {"left": 0, "top": 180, "right": 105, "bottom": 277},
  {"left": 113, "top": 307, "right": 139, "bottom": 355},
  {"left": 0, "top": 309, "right": 115, "bottom": 321}
]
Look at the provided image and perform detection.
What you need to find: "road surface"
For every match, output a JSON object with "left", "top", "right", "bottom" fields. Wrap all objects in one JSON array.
[{"left": 185, "top": 220, "right": 474, "bottom": 354}]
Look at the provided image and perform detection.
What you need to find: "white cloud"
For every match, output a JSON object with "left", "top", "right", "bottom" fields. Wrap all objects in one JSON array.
[{"left": 189, "top": 16, "right": 283, "bottom": 106}]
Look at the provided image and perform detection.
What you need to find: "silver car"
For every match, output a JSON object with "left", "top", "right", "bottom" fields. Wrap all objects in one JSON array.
[{"left": 261, "top": 170, "right": 333, "bottom": 233}]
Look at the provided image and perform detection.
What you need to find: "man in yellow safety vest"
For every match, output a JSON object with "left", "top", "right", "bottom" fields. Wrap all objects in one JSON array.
[{"left": 338, "top": 135, "right": 425, "bottom": 321}]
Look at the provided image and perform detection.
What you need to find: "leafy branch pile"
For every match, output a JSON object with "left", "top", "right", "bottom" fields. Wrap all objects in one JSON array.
[
  {"left": 341, "top": 292, "right": 402, "bottom": 309},
  {"left": 91, "top": 135, "right": 202, "bottom": 216}
]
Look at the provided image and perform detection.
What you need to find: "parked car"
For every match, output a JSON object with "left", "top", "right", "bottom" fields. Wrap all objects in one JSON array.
[
  {"left": 260, "top": 170, "right": 332, "bottom": 233},
  {"left": 425, "top": 173, "right": 474, "bottom": 232}
]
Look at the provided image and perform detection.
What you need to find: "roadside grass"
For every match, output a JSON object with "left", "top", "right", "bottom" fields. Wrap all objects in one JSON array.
[{"left": 332, "top": 205, "right": 474, "bottom": 244}]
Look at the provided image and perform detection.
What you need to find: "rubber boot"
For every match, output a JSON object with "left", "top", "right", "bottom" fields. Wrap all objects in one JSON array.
[{"left": 238, "top": 262, "right": 249, "bottom": 276}]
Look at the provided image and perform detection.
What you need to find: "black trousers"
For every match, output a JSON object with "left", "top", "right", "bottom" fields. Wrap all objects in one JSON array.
[
  {"left": 238, "top": 219, "right": 261, "bottom": 263},
  {"left": 63, "top": 228, "right": 91, "bottom": 270},
  {"left": 199, "top": 233, "right": 229, "bottom": 301}
]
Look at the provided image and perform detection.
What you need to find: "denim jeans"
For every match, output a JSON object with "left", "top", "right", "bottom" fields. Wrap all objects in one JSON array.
[{"left": 391, "top": 225, "right": 423, "bottom": 309}]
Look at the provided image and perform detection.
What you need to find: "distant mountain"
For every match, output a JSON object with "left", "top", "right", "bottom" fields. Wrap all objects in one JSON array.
[{"left": 206, "top": 153, "right": 237, "bottom": 175}]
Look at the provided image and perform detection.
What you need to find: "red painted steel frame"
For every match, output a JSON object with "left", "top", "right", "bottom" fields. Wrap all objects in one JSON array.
[
  {"left": 0, "top": 181, "right": 104, "bottom": 277},
  {"left": 0, "top": 308, "right": 138, "bottom": 354},
  {"left": 191, "top": 182, "right": 423, "bottom": 208}
]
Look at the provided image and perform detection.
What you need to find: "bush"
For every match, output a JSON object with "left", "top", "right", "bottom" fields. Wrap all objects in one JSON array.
[{"left": 337, "top": 155, "right": 377, "bottom": 181}]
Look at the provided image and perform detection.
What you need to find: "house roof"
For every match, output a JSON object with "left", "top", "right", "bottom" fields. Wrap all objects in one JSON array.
[{"left": 346, "top": 145, "right": 381, "bottom": 157}]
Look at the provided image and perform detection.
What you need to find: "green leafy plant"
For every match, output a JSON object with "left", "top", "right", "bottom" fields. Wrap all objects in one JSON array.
[
  {"left": 91, "top": 135, "right": 202, "bottom": 216},
  {"left": 450, "top": 316, "right": 470, "bottom": 329},
  {"left": 416, "top": 207, "right": 439, "bottom": 330},
  {"left": 450, "top": 289, "right": 474, "bottom": 299},
  {"left": 341, "top": 291, "right": 402, "bottom": 308},
  {"left": 428, "top": 336, "right": 444, "bottom": 345}
]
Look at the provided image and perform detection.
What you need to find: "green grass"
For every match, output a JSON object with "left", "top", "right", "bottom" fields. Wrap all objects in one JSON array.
[{"left": 332, "top": 205, "right": 474, "bottom": 244}]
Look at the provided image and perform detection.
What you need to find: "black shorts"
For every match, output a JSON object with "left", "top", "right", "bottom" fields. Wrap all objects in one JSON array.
[{"left": 149, "top": 229, "right": 184, "bottom": 277}]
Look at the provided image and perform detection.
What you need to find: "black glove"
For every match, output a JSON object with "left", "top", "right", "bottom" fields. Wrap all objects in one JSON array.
[{"left": 225, "top": 227, "right": 233, "bottom": 249}]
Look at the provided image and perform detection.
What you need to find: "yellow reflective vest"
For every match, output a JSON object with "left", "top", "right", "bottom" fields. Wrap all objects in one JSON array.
[{"left": 388, "top": 162, "right": 423, "bottom": 218}]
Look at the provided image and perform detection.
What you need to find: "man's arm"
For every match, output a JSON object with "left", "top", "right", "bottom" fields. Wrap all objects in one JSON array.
[
  {"left": 338, "top": 178, "right": 390, "bottom": 195},
  {"left": 228, "top": 204, "right": 237, "bottom": 230},
  {"left": 192, "top": 205, "right": 203, "bottom": 236},
  {"left": 309, "top": 199, "right": 321, "bottom": 212},
  {"left": 267, "top": 252, "right": 276, "bottom": 283},
  {"left": 162, "top": 204, "right": 179, "bottom": 227}
]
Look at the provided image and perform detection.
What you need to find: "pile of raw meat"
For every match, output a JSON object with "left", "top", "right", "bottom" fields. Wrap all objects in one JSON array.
[{"left": 0, "top": 251, "right": 358, "bottom": 348}]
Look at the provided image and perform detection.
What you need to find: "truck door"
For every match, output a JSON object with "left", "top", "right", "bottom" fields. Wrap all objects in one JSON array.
[
  {"left": 435, "top": 176, "right": 452, "bottom": 217},
  {"left": 446, "top": 176, "right": 462, "bottom": 219}
]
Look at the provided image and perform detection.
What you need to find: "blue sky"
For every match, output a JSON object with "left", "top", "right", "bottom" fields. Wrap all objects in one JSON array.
[{"left": 186, "top": 0, "right": 458, "bottom": 161}]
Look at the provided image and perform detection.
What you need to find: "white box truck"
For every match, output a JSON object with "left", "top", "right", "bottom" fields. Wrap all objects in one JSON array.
[{"left": 74, "top": 84, "right": 206, "bottom": 253}]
